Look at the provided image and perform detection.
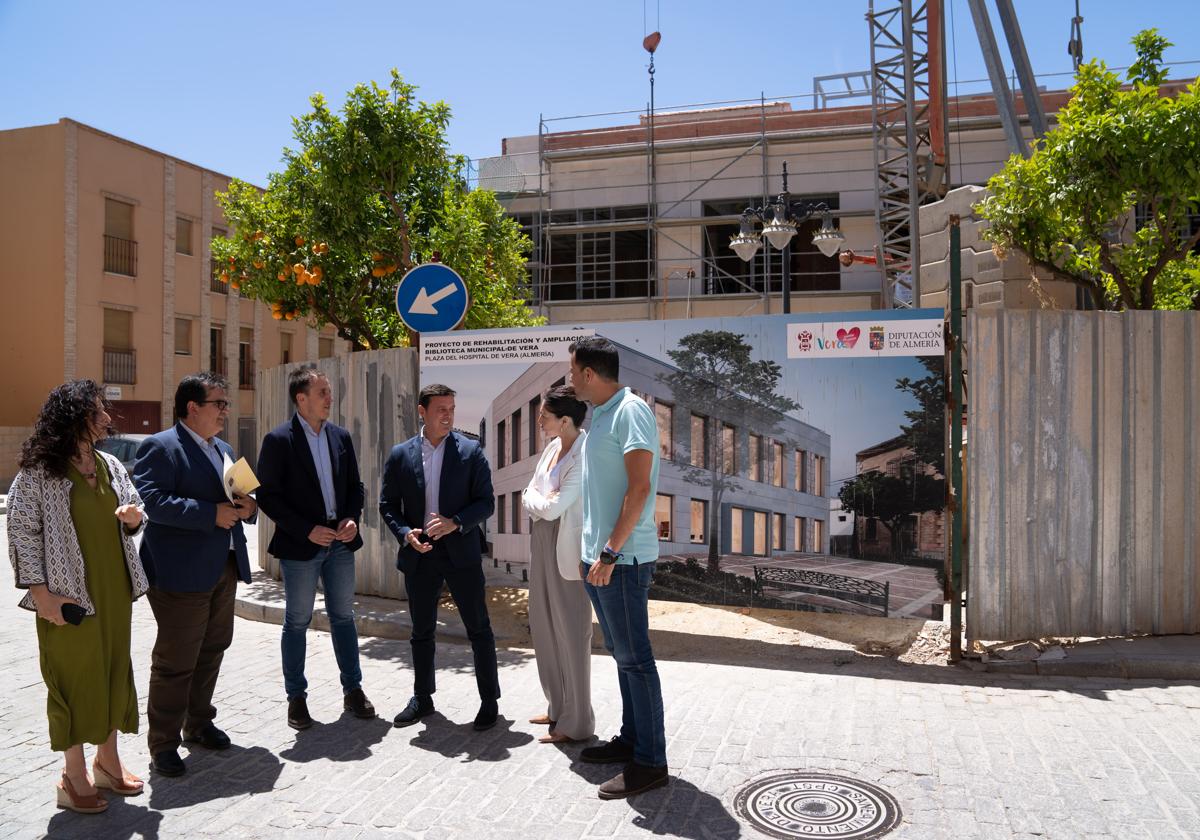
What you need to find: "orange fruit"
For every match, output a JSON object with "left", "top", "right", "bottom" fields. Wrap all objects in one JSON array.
[
  {"left": 371, "top": 251, "right": 383, "bottom": 261},
  {"left": 385, "top": 263, "right": 397, "bottom": 274},
  {"left": 230, "top": 281, "right": 240, "bottom": 291},
  {"left": 310, "top": 266, "right": 323, "bottom": 281},
  {"left": 371, "top": 266, "right": 385, "bottom": 278},
  {"left": 253, "top": 259, "right": 265, "bottom": 269},
  {"left": 219, "top": 272, "right": 229, "bottom": 283},
  {"left": 292, "top": 263, "right": 304, "bottom": 275},
  {"left": 295, "top": 235, "right": 306, "bottom": 246},
  {"left": 228, "top": 256, "right": 236, "bottom": 265},
  {"left": 277, "top": 271, "right": 288, "bottom": 282}
]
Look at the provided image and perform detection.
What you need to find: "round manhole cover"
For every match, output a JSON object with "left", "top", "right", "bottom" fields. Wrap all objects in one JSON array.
[{"left": 734, "top": 772, "right": 902, "bottom": 839}]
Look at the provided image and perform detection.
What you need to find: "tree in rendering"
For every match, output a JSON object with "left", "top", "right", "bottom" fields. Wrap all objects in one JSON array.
[{"left": 660, "top": 330, "right": 800, "bottom": 572}]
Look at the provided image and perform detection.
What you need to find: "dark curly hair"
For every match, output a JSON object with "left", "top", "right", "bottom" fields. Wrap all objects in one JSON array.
[{"left": 19, "top": 380, "right": 113, "bottom": 479}]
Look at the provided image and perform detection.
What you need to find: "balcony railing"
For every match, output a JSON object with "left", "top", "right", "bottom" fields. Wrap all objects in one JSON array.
[
  {"left": 103, "top": 347, "right": 136, "bottom": 384},
  {"left": 238, "top": 353, "right": 255, "bottom": 390},
  {"left": 210, "top": 266, "right": 228, "bottom": 294},
  {"left": 104, "top": 235, "right": 138, "bottom": 276}
]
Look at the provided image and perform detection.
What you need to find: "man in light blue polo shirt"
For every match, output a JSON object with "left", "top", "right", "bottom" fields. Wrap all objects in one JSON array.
[{"left": 569, "top": 336, "right": 667, "bottom": 800}]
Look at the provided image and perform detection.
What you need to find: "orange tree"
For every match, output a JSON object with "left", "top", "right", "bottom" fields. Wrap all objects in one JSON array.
[
  {"left": 211, "top": 70, "right": 541, "bottom": 349},
  {"left": 978, "top": 31, "right": 1200, "bottom": 310}
]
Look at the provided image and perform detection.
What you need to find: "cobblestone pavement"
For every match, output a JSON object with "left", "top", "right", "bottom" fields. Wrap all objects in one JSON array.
[{"left": 4, "top": 520, "right": 1200, "bottom": 839}]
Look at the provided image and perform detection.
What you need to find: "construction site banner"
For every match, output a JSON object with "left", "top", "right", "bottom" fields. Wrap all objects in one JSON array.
[
  {"left": 421, "top": 328, "right": 594, "bottom": 366},
  {"left": 420, "top": 308, "right": 946, "bottom": 620},
  {"left": 786, "top": 318, "right": 944, "bottom": 358}
]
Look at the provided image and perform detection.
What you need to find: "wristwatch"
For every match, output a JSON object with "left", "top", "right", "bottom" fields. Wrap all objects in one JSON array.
[{"left": 599, "top": 545, "right": 623, "bottom": 565}]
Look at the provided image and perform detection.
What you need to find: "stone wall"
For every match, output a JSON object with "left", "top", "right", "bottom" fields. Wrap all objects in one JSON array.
[{"left": 918, "top": 185, "right": 1080, "bottom": 312}]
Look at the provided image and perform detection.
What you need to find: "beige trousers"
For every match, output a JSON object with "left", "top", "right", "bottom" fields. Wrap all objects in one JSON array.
[{"left": 528, "top": 518, "right": 595, "bottom": 740}]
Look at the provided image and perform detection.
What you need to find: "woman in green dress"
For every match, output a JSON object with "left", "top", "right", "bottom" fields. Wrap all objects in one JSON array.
[{"left": 7, "top": 380, "right": 151, "bottom": 814}]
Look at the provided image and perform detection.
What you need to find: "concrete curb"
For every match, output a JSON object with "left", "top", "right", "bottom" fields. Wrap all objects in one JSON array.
[
  {"left": 977, "top": 658, "right": 1200, "bottom": 680},
  {"left": 234, "top": 574, "right": 486, "bottom": 646}
]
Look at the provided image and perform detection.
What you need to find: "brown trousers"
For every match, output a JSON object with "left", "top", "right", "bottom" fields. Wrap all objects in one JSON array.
[{"left": 146, "top": 555, "right": 238, "bottom": 754}]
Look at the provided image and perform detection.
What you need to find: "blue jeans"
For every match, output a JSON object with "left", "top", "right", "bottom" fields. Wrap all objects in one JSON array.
[
  {"left": 280, "top": 544, "right": 362, "bottom": 699},
  {"left": 583, "top": 561, "right": 666, "bottom": 767}
]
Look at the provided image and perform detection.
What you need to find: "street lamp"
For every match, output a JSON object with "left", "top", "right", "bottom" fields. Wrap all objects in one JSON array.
[{"left": 729, "top": 161, "right": 845, "bottom": 313}]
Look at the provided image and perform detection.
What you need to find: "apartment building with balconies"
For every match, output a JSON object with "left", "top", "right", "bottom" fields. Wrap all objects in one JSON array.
[{"left": 0, "top": 118, "right": 349, "bottom": 486}]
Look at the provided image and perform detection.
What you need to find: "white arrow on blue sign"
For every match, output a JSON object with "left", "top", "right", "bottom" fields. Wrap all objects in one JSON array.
[{"left": 394, "top": 263, "right": 469, "bottom": 334}]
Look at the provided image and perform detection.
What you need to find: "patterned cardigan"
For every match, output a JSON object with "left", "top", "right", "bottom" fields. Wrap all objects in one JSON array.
[{"left": 7, "top": 450, "right": 150, "bottom": 614}]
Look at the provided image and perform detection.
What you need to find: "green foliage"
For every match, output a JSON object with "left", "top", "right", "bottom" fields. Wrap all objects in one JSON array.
[
  {"left": 211, "top": 70, "right": 541, "bottom": 349},
  {"left": 977, "top": 29, "right": 1200, "bottom": 310},
  {"left": 895, "top": 356, "right": 944, "bottom": 475}
]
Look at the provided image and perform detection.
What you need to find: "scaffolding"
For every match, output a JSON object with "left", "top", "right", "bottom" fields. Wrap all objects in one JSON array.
[
  {"left": 868, "top": 0, "right": 948, "bottom": 309},
  {"left": 471, "top": 57, "right": 1199, "bottom": 314}
]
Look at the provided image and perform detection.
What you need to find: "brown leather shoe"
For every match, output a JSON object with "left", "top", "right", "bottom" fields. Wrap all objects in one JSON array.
[
  {"left": 598, "top": 762, "right": 669, "bottom": 800},
  {"left": 57, "top": 773, "right": 108, "bottom": 814},
  {"left": 93, "top": 760, "right": 144, "bottom": 796},
  {"left": 343, "top": 688, "right": 376, "bottom": 720},
  {"left": 288, "top": 694, "right": 314, "bottom": 730}
]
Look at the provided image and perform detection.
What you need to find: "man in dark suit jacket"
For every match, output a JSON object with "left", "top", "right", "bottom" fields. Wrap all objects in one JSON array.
[
  {"left": 256, "top": 364, "right": 374, "bottom": 731},
  {"left": 134, "top": 372, "right": 256, "bottom": 778},
  {"left": 380, "top": 383, "right": 499, "bottom": 730}
]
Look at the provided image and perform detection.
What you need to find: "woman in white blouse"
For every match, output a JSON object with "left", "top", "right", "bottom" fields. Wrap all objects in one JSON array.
[{"left": 522, "top": 385, "right": 595, "bottom": 744}]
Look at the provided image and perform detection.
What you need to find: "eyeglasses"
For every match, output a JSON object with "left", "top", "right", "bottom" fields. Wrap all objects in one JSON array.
[{"left": 199, "top": 399, "right": 230, "bottom": 411}]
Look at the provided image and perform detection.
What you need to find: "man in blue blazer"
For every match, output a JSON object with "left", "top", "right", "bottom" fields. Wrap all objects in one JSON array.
[
  {"left": 256, "top": 364, "right": 374, "bottom": 731},
  {"left": 380, "top": 383, "right": 499, "bottom": 731},
  {"left": 134, "top": 372, "right": 256, "bottom": 778}
]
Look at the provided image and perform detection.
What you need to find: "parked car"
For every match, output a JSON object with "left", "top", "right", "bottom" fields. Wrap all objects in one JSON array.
[{"left": 96, "top": 433, "right": 151, "bottom": 476}]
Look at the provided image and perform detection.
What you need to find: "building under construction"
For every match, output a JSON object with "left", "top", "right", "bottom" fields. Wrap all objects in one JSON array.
[
  {"left": 478, "top": 79, "right": 1072, "bottom": 324},
  {"left": 477, "top": 1, "right": 1196, "bottom": 322}
]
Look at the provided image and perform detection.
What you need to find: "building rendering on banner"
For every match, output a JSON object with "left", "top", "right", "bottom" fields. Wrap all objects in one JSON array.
[
  {"left": 486, "top": 340, "right": 831, "bottom": 568},
  {"left": 852, "top": 434, "right": 945, "bottom": 561},
  {"left": 0, "top": 119, "right": 351, "bottom": 487}
]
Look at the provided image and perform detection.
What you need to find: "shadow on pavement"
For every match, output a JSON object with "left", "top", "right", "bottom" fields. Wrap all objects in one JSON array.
[
  {"left": 355, "top": 592, "right": 1184, "bottom": 700},
  {"left": 147, "top": 744, "right": 282, "bottom": 810},
  {"left": 280, "top": 713, "right": 392, "bottom": 763},
  {"left": 403, "top": 713, "right": 534, "bottom": 762},
  {"left": 357, "top": 633, "right": 535, "bottom": 673},
  {"left": 564, "top": 759, "right": 742, "bottom": 839},
  {"left": 45, "top": 799, "right": 164, "bottom": 840},
  {"left": 642, "top": 627, "right": 1200, "bottom": 697}
]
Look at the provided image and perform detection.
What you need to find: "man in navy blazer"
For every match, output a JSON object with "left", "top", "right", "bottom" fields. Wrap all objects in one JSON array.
[
  {"left": 380, "top": 383, "right": 499, "bottom": 731},
  {"left": 256, "top": 364, "right": 375, "bottom": 731},
  {"left": 133, "top": 372, "right": 256, "bottom": 778}
]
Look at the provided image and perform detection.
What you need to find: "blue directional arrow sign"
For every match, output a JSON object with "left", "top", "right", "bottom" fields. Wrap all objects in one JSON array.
[{"left": 394, "top": 263, "right": 469, "bottom": 334}]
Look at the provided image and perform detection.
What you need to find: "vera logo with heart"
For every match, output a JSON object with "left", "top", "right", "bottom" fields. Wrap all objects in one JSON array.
[{"left": 811, "top": 326, "right": 860, "bottom": 351}]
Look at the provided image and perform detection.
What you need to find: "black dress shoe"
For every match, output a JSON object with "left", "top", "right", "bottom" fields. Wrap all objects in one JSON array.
[
  {"left": 598, "top": 762, "right": 669, "bottom": 800},
  {"left": 344, "top": 688, "right": 376, "bottom": 719},
  {"left": 288, "top": 694, "right": 314, "bottom": 730},
  {"left": 150, "top": 749, "right": 186, "bottom": 777},
  {"left": 472, "top": 701, "right": 499, "bottom": 731},
  {"left": 580, "top": 735, "right": 635, "bottom": 764},
  {"left": 392, "top": 695, "right": 434, "bottom": 727},
  {"left": 183, "top": 723, "right": 231, "bottom": 750}
]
